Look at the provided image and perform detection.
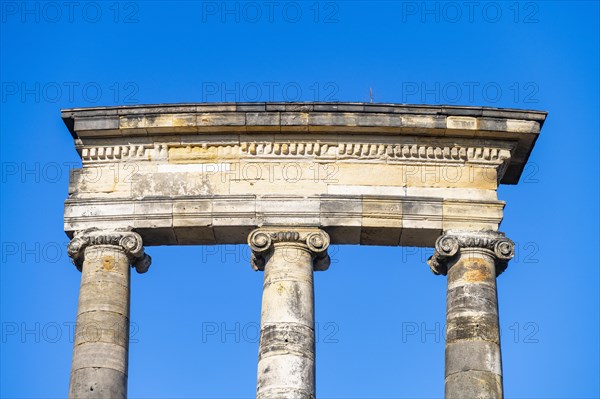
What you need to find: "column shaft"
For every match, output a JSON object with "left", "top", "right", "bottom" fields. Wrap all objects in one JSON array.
[
  {"left": 445, "top": 248, "right": 502, "bottom": 399},
  {"left": 69, "top": 245, "right": 130, "bottom": 398},
  {"left": 428, "top": 230, "right": 514, "bottom": 399},
  {"left": 67, "top": 228, "right": 150, "bottom": 399},
  {"left": 258, "top": 244, "right": 315, "bottom": 399},
  {"left": 249, "top": 229, "right": 330, "bottom": 399}
]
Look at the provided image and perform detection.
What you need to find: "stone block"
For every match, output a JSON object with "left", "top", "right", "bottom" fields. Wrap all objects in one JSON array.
[
  {"left": 134, "top": 200, "right": 172, "bottom": 229},
  {"left": 265, "top": 103, "right": 286, "bottom": 111},
  {"left": 445, "top": 371, "right": 502, "bottom": 399},
  {"left": 195, "top": 104, "right": 237, "bottom": 112},
  {"left": 407, "top": 187, "right": 497, "bottom": 201},
  {"left": 313, "top": 103, "right": 354, "bottom": 112},
  {"left": 71, "top": 342, "right": 128, "bottom": 374},
  {"left": 256, "top": 196, "right": 320, "bottom": 226},
  {"left": 356, "top": 113, "right": 403, "bottom": 128},
  {"left": 308, "top": 112, "right": 358, "bottom": 127},
  {"left": 245, "top": 112, "right": 281, "bottom": 131},
  {"left": 212, "top": 195, "right": 256, "bottom": 244},
  {"left": 442, "top": 199, "right": 504, "bottom": 231},
  {"left": 400, "top": 198, "right": 442, "bottom": 247},
  {"left": 400, "top": 115, "right": 446, "bottom": 133},
  {"left": 285, "top": 104, "right": 313, "bottom": 112},
  {"left": 361, "top": 196, "right": 403, "bottom": 245},
  {"left": 131, "top": 172, "right": 221, "bottom": 198},
  {"left": 446, "top": 116, "right": 479, "bottom": 134},
  {"left": 71, "top": 165, "right": 133, "bottom": 197},
  {"left": 441, "top": 106, "right": 483, "bottom": 117},
  {"left": 75, "top": 117, "right": 119, "bottom": 134},
  {"left": 69, "top": 367, "right": 127, "bottom": 398},
  {"left": 328, "top": 184, "right": 406, "bottom": 196},
  {"left": 230, "top": 179, "right": 327, "bottom": 196},
  {"left": 446, "top": 341, "right": 501, "bottom": 376},
  {"left": 237, "top": 103, "right": 266, "bottom": 112},
  {"left": 333, "top": 164, "right": 407, "bottom": 186},
  {"left": 280, "top": 112, "right": 308, "bottom": 131},
  {"left": 74, "top": 311, "right": 129, "bottom": 348},
  {"left": 172, "top": 197, "right": 216, "bottom": 244},
  {"left": 506, "top": 119, "right": 540, "bottom": 133},
  {"left": 320, "top": 196, "right": 362, "bottom": 244},
  {"left": 197, "top": 112, "right": 246, "bottom": 131},
  {"left": 64, "top": 201, "right": 135, "bottom": 220}
]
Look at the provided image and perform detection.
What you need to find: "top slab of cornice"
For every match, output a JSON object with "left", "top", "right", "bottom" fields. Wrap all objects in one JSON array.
[
  {"left": 61, "top": 102, "right": 548, "bottom": 184},
  {"left": 62, "top": 102, "right": 546, "bottom": 123}
]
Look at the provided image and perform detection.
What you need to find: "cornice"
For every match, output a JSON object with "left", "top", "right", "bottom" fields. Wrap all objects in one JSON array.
[{"left": 62, "top": 102, "right": 547, "bottom": 184}]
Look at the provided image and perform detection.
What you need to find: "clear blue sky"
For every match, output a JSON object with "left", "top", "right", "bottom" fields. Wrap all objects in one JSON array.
[{"left": 1, "top": 1, "right": 598, "bottom": 398}]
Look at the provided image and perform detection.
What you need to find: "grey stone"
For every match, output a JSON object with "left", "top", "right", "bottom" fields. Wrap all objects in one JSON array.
[
  {"left": 67, "top": 230, "right": 150, "bottom": 398},
  {"left": 445, "top": 370, "right": 502, "bottom": 399},
  {"left": 446, "top": 340, "right": 502, "bottom": 376},
  {"left": 428, "top": 230, "right": 508, "bottom": 398},
  {"left": 69, "top": 368, "right": 127, "bottom": 399},
  {"left": 237, "top": 103, "right": 266, "bottom": 112},
  {"left": 249, "top": 228, "right": 329, "bottom": 398}
]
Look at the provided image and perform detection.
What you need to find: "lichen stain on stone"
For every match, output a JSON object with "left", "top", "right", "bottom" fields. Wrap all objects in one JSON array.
[
  {"left": 168, "top": 146, "right": 218, "bottom": 163},
  {"left": 101, "top": 256, "right": 115, "bottom": 272},
  {"left": 168, "top": 146, "right": 240, "bottom": 164},
  {"left": 463, "top": 260, "right": 491, "bottom": 282},
  {"left": 172, "top": 117, "right": 190, "bottom": 127},
  {"left": 276, "top": 283, "right": 285, "bottom": 295}
]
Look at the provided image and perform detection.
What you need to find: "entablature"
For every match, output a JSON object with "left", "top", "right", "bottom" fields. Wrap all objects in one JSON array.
[{"left": 62, "top": 102, "right": 546, "bottom": 247}]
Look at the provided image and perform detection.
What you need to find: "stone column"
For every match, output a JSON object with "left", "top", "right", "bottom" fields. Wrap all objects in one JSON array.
[
  {"left": 67, "top": 228, "right": 151, "bottom": 399},
  {"left": 428, "top": 230, "right": 514, "bottom": 399},
  {"left": 248, "top": 228, "right": 330, "bottom": 399}
]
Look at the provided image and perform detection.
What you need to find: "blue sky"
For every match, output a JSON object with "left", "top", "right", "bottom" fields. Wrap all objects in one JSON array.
[{"left": 1, "top": 1, "right": 598, "bottom": 398}]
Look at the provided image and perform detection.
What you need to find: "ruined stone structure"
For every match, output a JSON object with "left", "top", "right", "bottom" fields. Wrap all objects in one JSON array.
[{"left": 61, "top": 102, "right": 546, "bottom": 398}]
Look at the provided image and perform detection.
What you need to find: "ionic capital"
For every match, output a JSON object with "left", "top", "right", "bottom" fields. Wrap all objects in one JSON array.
[
  {"left": 248, "top": 228, "right": 330, "bottom": 271},
  {"left": 427, "top": 230, "right": 514, "bottom": 276},
  {"left": 67, "top": 228, "right": 151, "bottom": 273}
]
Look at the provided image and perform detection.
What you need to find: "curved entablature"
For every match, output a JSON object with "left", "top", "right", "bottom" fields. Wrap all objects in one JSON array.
[
  {"left": 62, "top": 102, "right": 546, "bottom": 184},
  {"left": 62, "top": 102, "right": 548, "bottom": 398},
  {"left": 61, "top": 102, "right": 546, "bottom": 247}
]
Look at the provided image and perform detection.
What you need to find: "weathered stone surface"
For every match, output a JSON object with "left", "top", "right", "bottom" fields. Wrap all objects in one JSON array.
[
  {"left": 75, "top": 116, "right": 119, "bottom": 134},
  {"left": 67, "top": 230, "right": 150, "bottom": 399},
  {"left": 64, "top": 195, "right": 506, "bottom": 248},
  {"left": 172, "top": 199, "right": 214, "bottom": 245},
  {"left": 427, "top": 230, "right": 514, "bottom": 276},
  {"left": 320, "top": 196, "right": 362, "bottom": 244},
  {"left": 428, "top": 230, "right": 512, "bottom": 399},
  {"left": 399, "top": 198, "right": 442, "bottom": 247},
  {"left": 446, "top": 314, "right": 500, "bottom": 344},
  {"left": 249, "top": 228, "right": 329, "bottom": 398},
  {"left": 61, "top": 103, "right": 546, "bottom": 397},
  {"left": 446, "top": 340, "right": 502, "bottom": 375},
  {"left": 445, "top": 371, "right": 503, "bottom": 399},
  {"left": 246, "top": 112, "right": 281, "bottom": 131},
  {"left": 442, "top": 199, "right": 504, "bottom": 231},
  {"left": 69, "top": 368, "right": 127, "bottom": 399},
  {"left": 360, "top": 196, "right": 403, "bottom": 245},
  {"left": 256, "top": 197, "right": 320, "bottom": 226},
  {"left": 63, "top": 102, "right": 539, "bottom": 246},
  {"left": 62, "top": 102, "right": 546, "bottom": 183}
]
